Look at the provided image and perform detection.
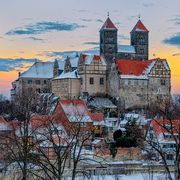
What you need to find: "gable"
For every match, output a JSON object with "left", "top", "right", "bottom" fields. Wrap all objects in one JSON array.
[{"left": 149, "top": 59, "right": 170, "bottom": 77}]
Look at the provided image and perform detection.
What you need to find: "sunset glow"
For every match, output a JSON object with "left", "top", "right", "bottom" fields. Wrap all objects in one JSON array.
[{"left": 0, "top": 0, "right": 179, "bottom": 97}]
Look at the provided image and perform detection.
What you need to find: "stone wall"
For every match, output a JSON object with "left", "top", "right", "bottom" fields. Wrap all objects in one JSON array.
[
  {"left": 52, "top": 78, "right": 81, "bottom": 99},
  {"left": 19, "top": 77, "right": 51, "bottom": 95},
  {"left": 78, "top": 62, "right": 107, "bottom": 96}
]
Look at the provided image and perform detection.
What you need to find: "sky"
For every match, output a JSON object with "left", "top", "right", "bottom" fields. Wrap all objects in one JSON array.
[{"left": 0, "top": 0, "right": 179, "bottom": 97}]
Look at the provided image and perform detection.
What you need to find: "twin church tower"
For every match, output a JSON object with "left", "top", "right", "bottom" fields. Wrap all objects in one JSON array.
[{"left": 100, "top": 16, "right": 149, "bottom": 64}]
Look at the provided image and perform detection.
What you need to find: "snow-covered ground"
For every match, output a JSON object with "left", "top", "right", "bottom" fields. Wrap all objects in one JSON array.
[{"left": 72, "top": 174, "right": 171, "bottom": 180}]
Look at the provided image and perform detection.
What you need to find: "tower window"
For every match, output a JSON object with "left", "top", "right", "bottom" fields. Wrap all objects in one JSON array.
[
  {"left": 80, "top": 78, "right": 83, "bottom": 85},
  {"left": 27, "top": 80, "right": 33, "bottom": 84},
  {"left": 35, "top": 80, "right": 41, "bottom": 85},
  {"left": 100, "top": 78, "right": 104, "bottom": 85},
  {"left": 89, "top": 77, "right": 94, "bottom": 85},
  {"left": 139, "top": 49, "right": 144, "bottom": 54},
  {"left": 161, "top": 79, "right": 166, "bottom": 85}
]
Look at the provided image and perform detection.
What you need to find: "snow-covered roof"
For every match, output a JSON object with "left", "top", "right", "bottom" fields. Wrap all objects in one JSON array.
[
  {"left": 81, "top": 54, "right": 106, "bottom": 65},
  {"left": 60, "top": 100, "right": 92, "bottom": 123},
  {"left": 92, "top": 139, "right": 101, "bottom": 145},
  {"left": 115, "top": 59, "right": 158, "bottom": 80},
  {"left": 53, "top": 69, "right": 80, "bottom": 80},
  {"left": 162, "top": 60, "right": 170, "bottom": 71},
  {"left": 88, "top": 97, "right": 117, "bottom": 109},
  {"left": 20, "top": 62, "right": 54, "bottom": 78},
  {"left": 118, "top": 45, "right": 136, "bottom": 54},
  {"left": 20, "top": 57, "right": 78, "bottom": 79},
  {"left": 0, "top": 116, "right": 11, "bottom": 131}
]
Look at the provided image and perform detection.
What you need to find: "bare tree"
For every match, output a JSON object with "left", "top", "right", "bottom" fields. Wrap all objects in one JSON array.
[
  {"left": 1, "top": 91, "right": 39, "bottom": 180},
  {"left": 145, "top": 100, "right": 180, "bottom": 180},
  {"left": 28, "top": 106, "right": 96, "bottom": 180}
]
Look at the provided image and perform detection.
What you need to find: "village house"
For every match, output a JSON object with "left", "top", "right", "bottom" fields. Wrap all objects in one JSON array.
[{"left": 146, "top": 119, "right": 180, "bottom": 162}]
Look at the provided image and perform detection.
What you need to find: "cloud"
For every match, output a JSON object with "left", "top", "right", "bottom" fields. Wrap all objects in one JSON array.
[
  {"left": 40, "top": 51, "right": 79, "bottom": 59},
  {"left": 172, "top": 52, "right": 180, "bottom": 56},
  {"left": 77, "top": 10, "right": 89, "bottom": 13},
  {"left": 170, "top": 15, "right": 180, "bottom": 25},
  {"left": 163, "top": 33, "right": 180, "bottom": 47},
  {"left": 38, "top": 47, "right": 99, "bottom": 59},
  {"left": 118, "top": 35, "right": 129, "bottom": 40},
  {"left": 28, "top": 37, "right": 45, "bottom": 42},
  {"left": 127, "top": 15, "right": 139, "bottom": 21},
  {"left": 142, "top": 3, "right": 154, "bottom": 7},
  {"left": 0, "top": 58, "right": 41, "bottom": 72},
  {"left": 6, "top": 21, "right": 85, "bottom": 36},
  {"left": 96, "top": 19, "right": 103, "bottom": 23},
  {"left": 81, "top": 19, "right": 92, "bottom": 22},
  {"left": 83, "top": 42, "right": 99, "bottom": 45}
]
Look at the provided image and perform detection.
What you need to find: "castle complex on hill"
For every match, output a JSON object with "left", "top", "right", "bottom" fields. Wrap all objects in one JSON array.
[{"left": 11, "top": 17, "right": 171, "bottom": 109}]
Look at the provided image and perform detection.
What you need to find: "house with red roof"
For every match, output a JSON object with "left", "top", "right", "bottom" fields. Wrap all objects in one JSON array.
[
  {"left": 146, "top": 119, "right": 180, "bottom": 162},
  {"left": 108, "top": 58, "right": 171, "bottom": 109}
]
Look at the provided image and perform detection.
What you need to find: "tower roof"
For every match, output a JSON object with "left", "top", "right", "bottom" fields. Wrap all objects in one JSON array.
[
  {"left": 100, "top": 17, "right": 117, "bottom": 31},
  {"left": 131, "top": 20, "right": 149, "bottom": 33}
]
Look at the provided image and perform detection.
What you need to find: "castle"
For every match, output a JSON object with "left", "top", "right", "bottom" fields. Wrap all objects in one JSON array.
[{"left": 11, "top": 17, "right": 171, "bottom": 109}]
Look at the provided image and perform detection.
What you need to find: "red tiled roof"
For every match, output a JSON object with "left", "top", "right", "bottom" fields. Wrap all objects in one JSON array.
[
  {"left": 100, "top": 17, "right": 117, "bottom": 31},
  {"left": 81, "top": 54, "right": 101, "bottom": 62},
  {"left": 0, "top": 116, "right": 7, "bottom": 124},
  {"left": 30, "top": 115, "right": 52, "bottom": 130},
  {"left": 131, "top": 20, "right": 149, "bottom": 33},
  {"left": 90, "top": 112, "right": 104, "bottom": 122},
  {"left": 151, "top": 119, "right": 180, "bottom": 136},
  {"left": 93, "top": 55, "right": 101, "bottom": 61},
  {"left": 59, "top": 99, "right": 89, "bottom": 116},
  {"left": 115, "top": 60, "right": 154, "bottom": 76}
]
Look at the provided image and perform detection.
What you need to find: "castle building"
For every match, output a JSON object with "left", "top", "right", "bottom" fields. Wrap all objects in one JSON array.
[
  {"left": 78, "top": 54, "right": 107, "bottom": 97},
  {"left": 11, "top": 16, "right": 171, "bottom": 110},
  {"left": 108, "top": 59, "right": 171, "bottom": 109},
  {"left": 11, "top": 57, "right": 78, "bottom": 99}
]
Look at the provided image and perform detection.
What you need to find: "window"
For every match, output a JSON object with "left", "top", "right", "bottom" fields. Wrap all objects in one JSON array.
[
  {"left": 161, "top": 79, "right": 166, "bottom": 85},
  {"left": 35, "top": 80, "right": 40, "bottom": 85},
  {"left": 44, "top": 80, "right": 47, "bottom": 84},
  {"left": 150, "top": 133, "right": 153, "bottom": 139},
  {"left": 166, "top": 154, "right": 174, "bottom": 160},
  {"left": 100, "top": 78, "right": 104, "bottom": 85},
  {"left": 36, "top": 88, "right": 41, "bottom": 93},
  {"left": 89, "top": 77, "right": 94, "bottom": 85},
  {"left": 27, "top": 80, "right": 32, "bottom": 84},
  {"left": 139, "top": 49, "right": 144, "bottom": 54},
  {"left": 157, "top": 65, "right": 161, "bottom": 69},
  {"left": 80, "top": 78, "right": 83, "bottom": 85}
]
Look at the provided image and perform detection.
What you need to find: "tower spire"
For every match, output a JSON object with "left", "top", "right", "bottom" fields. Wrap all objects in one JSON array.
[
  {"left": 138, "top": 14, "right": 141, "bottom": 20},
  {"left": 107, "top": 12, "right": 109, "bottom": 17}
]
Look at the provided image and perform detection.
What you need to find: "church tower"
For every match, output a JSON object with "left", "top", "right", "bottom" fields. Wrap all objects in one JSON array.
[
  {"left": 53, "top": 59, "right": 59, "bottom": 77},
  {"left": 130, "top": 19, "right": 149, "bottom": 60},
  {"left": 64, "top": 56, "right": 72, "bottom": 73},
  {"left": 100, "top": 16, "right": 118, "bottom": 65}
]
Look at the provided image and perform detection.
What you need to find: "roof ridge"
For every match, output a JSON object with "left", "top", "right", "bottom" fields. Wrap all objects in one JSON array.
[
  {"left": 100, "top": 17, "right": 117, "bottom": 31},
  {"left": 131, "top": 19, "right": 149, "bottom": 33}
]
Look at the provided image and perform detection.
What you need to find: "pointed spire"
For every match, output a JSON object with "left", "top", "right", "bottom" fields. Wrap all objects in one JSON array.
[
  {"left": 53, "top": 59, "right": 59, "bottom": 77},
  {"left": 131, "top": 19, "right": 149, "bottom": 33},
  {"left": 138, "top": 14, "right": 141, "bottom": 20},
  {"left": 100, "top": 16, "right": 117, "bottom": 31},
  {"left": 64, "top": 56, "right": 72, "bottom": 73}
]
